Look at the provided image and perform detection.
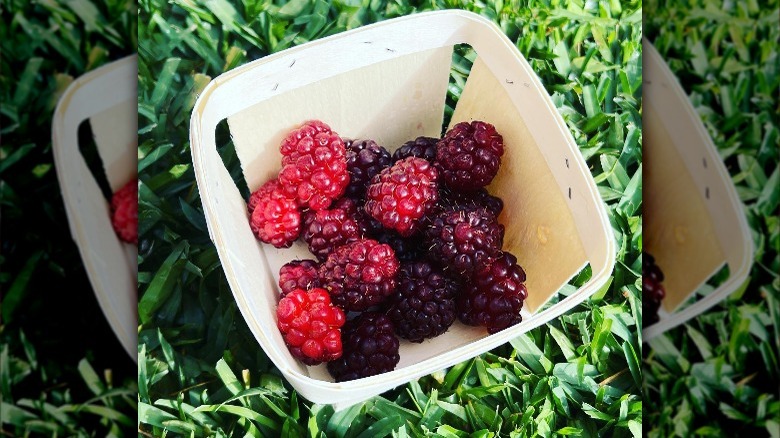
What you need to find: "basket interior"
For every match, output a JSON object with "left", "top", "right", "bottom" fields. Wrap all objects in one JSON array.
[
  {"left": 220, "top": 46, "right": 589, "bottom": 380},
  {"left": 644, "top": 104, "right": 727, "bottom": 313}
]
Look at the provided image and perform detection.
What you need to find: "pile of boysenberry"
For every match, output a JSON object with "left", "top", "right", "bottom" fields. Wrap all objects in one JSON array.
[
  {"left": 642, "top": 252, "right": 666, "bottom": 326},
  {"left": 247, "top": 120, "right": 528, "bottom": 381}
]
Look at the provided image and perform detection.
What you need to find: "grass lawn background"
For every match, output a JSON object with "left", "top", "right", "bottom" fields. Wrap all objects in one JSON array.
[
  {"left": 137, "top": 0, "right": 643, "bottom": 436},
  {"left": 1, "top": 0, "right": 775, "bottom": 436}
]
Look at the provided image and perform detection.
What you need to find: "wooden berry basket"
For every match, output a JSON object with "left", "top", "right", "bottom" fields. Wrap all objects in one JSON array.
[
  {"left": 643, "top": 39, "right": 754, "bottom": 341},
  {"left": 51, "top": 55, "right": 138, "bottom": 361},
  {"left": 190, "top": 11, "right": 615, "bottom": 407}
]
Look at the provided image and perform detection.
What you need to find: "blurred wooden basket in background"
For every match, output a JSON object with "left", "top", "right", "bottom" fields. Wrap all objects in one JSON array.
[
  {"left": 643, "top": 39, "right": 754, "bottom": 341},
  {"left": 52, "top": 55, "right": 138, "bottom": 361}
]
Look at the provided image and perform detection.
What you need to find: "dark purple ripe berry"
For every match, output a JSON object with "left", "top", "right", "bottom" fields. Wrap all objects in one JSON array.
[
  {"left": 387, "top": 261, "right": 459, "bottom": 342},
  {"left": 327, "top": 312, "right": 400, "bottom": 382},
  {"left": 436, "top": 121, "right": 504, "bottom": 192},
  {"left": 392, "top": 136, "right": 438, "bottom": 163},
  {"left": 424, "top": 207, "right": 504, "bottom": 278},
  {"left": 642, "top": 252, "right": 666, "bottom": 327},
  {"left": 457, "top": 251, "right": 527, "bottom": 334},
  {"left": 344, "top": 139, "right": 392, "bottom": 200}
]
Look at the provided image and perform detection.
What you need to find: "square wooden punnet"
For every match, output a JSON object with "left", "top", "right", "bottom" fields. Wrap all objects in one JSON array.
[{"left": 191, "top": 11, "right": 614, "bottom": 407}]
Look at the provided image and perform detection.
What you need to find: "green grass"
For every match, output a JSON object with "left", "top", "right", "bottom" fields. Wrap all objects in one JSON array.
[
  {"left": 0, "top": 0, "right": 137, "bottom": 436},
  {"left": 137, "top": 0, "right": 642, "bottom": 436},
  {"left": 644, "top": 0, "right": 779, "bottom": 436}
]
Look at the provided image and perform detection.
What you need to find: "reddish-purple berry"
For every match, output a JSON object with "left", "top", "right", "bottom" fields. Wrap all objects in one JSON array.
[
  {"left": 392, "top": 136, "right": 438, "bottom": 163},
  {"left": 436, "top": 121, "right": 504, "bottom": 191},
  {"left": 457, "top": 252, "right": 527, "bottom": 334},
  {"left": 365, "top": 157, "right": 438, "bottom": 237},
  {"left": 302, "top": 198, "right": 366, "bottom": 261},
  {"left": 278, "top": 260, "right": 320, "bottom": 297},
  {"left": 425, "top": 207, "right": 504, "bottom": 278},
  {"left": 278, "top": 120, "right": 349, "bottom": 210},
  {"left": 643, "top": 252, "right": 666, "bottom": 326},
  {"left": 319, "top": 239, "right": 399, "bottom": 311}
]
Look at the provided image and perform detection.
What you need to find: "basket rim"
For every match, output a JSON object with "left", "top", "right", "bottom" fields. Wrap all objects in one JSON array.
[{"left": 189, "top": 10, "right": 616, "bottom": 402}]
